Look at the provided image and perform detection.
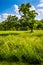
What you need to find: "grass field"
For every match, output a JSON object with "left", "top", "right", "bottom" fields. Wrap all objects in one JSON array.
[{"left": 0, "top": 30, "right": 43, "bottom": 65}]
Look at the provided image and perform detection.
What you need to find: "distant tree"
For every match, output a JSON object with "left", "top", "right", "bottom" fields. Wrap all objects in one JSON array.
[
  {"left": 0, "top": 23, "right": 4, "bottom": 30},
  {"left": 6, "top": 15, "right": 18, "bottom": 30},
  {"left": 40, "top": 19, "right": 43, "bottom": 29},
  {"left": 0, "top": 15, "right": 18, "bottom": 31},
  {"left": 7, "top": 15, "right": 18, "bottom": 22},
  {"left": 37, "top": 20, "right": 43, "bottom": 29}
]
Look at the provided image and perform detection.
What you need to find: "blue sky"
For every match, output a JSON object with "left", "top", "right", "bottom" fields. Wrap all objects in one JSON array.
[{"left": 0, "top": 0, "right": 43, "bottom": 22}]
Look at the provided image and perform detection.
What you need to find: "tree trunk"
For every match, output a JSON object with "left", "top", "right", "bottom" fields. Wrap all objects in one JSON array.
[{"left": 31, "top": 28, "right": 33, "bottom": 32}]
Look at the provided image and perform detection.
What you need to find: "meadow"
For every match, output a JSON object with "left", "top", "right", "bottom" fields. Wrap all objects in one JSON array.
[{"left": 0, "top": 30, "right": 43, "bottom": 65}]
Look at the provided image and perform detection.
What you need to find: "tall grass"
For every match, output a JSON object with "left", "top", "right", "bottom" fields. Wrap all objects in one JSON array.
[{"left": 0, "top": 30, "right": 43, "bottom": 65}]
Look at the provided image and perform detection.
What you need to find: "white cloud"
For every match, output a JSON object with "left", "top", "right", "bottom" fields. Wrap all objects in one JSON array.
[
  {"left": 37, "top": 0, "right": 43, "bottom": 7},
  {"left": 14, "top": 4, "right": 21, "bottom": 19},
  {"left": 35, "top": 12, "right": 43, "bottom": 20},
  {"left": 35, "top": 9, "right": 43, "bottom": 20},
  {"left": 30, "top": 5, "right": 36, "bottom": 11},
  {"left": 15, "top": 14, "right": 21, "bottom": 19},
  {"left": 37, "top": 3, "right": 43, "bottom": 7},
  {"left": 37, "top": 9, "right": 43, "bottom": 13},
  {"left": 35, "top": 0, "right": 43, "bottom": 20},
  {"left": 40, "top": 0, "right": 43, "bottom": 2},
  {"left": 14, "top": 4, "right": 19, "bottom": 14},
  {"left": 2, "top": 13, "right": 14, "bottom": 19},
  {"left": 0, "top": 4, "right": 21, "bottom": 22},
  {"left": 0, "top": 13, "right": 15, "bottom": 22},
  {"left": 0, "top": 18, "right": 5, "bottom": 22},
  {"left": 35, "top": 16, "right": 41, "bottom": 20},
  {"left": 2, "top": 13, "right": 10, "bottom": 19}
]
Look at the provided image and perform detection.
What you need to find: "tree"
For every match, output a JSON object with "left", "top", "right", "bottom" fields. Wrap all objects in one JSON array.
[
  {"left": 7, "top": 15, "right": 18, "bottom": 22},
  {"left": 18, "top": 19, "right": 28, "bottom": 30},
  {"left": 0, "top": 15, "right": 18, "bottom": 31},
  {"left": 19, "top": 3, "right": 37, "bottom": 32},
  {"left": 37, "top": 20, "right": 43, "bottom": 30},
  {"left": 6, "top": 15, "right": 18, "bottom": 30}
]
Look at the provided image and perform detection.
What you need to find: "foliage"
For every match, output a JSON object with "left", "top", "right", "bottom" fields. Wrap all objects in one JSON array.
[{"left": 19, "top": 3, "right": 37, "bottom": 32}]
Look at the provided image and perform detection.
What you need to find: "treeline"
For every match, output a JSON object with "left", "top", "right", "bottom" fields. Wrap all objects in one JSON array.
[
  {"left": 0, "top": 16, "right": 43, "bottom": 31},
  {"left": 0, "top": 3, "right": 43, "bottom": 32}
]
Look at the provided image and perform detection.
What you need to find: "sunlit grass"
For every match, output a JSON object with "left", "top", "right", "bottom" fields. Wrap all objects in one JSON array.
[{"left": 0, "top": 30, "right": 43, "bottom": 65}]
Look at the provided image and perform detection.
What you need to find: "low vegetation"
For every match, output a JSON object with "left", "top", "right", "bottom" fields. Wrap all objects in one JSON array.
[{"left": 0, "top": 30, "right": 43, "bottom": 65}]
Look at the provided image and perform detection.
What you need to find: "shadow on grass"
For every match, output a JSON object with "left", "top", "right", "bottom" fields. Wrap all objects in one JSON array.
[
  {"left": 25, "top": 32, "right": 43, "bottom": 37},
  {"left": 0, "top": 54, "right": 41, "bottom": 65},
  {"left": 0, "top": 55, "right": 19, "bottom": 62},
  {"left": 0, "top": 33, "right": 19, "bottom": 36},
  {"left": 22, "top": 55, "right": 41, "bottom": 64},
  {"left": 8, "top": 55, "right": 19, "bottom": 62},
  {"left": 35, "top": 34, "right": 43, "bottom": 37}
]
